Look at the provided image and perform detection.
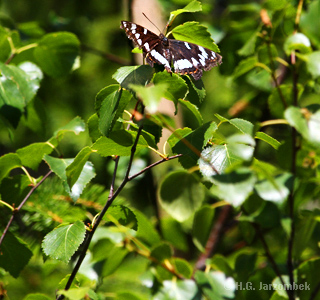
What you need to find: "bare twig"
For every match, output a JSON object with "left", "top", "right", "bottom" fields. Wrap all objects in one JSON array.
[
  {"left": 81, "top": 44, "right": 130, "bottom": 66},
  {"left": 251, "top": 222, "right": 290, "bottom": 298},
  {"left": 195, "top": 205, "right": 232, "bottom": 270},
  {"left": 58, "top": 104, "right": 148, "bottom": 299},
  {"left": 0, "top": 170, "right": 53, "bottom": 248}
]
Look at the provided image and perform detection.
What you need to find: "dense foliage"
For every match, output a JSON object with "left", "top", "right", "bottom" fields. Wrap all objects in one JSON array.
[{"left": 1, "top": 0, "right": 320, "bottom": 299}]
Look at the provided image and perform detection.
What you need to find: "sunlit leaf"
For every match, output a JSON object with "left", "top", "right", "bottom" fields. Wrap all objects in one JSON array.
[
  {"left": 172, "top": 22, "right": 220, "bottom": 52},
  {"left": 44, "top": 155, "right": 96, "bottom": 201},
  {"left": 255, "top": 132, "right": 281, "bottom": 149},
  {"left": 92, "top": 130, "right": 148, "bottom": 157},
  {"left": 305, "top": 51, "right": 320, "bottom": 78},
  {"left": 112, "top": 65, "right": 153, "bottom": 89},
  {"left": 95, "top": 85, "right": 132, "bottom": 136},
  {"left": 66, "top": 146, "right": 93, "bottom": 188},
  {"left": 284, "top": 33, "right": 311, "bottom": 55},
  {"left": 170, "top": 0, "right": 202, "bottom": 19},
  {"left": 210, "top": 168, "right": 256, "bottom": 207},
  {"left": 195, "top": 270, "right": 236, "bottom": 300},
  {"left": 17, "top": 142, "right": 54, "bottom": 170},
  {"left": 255, "top": 173, "right": 293, "bottom": 204},
  {"left": 154, "top": 279, "right": 199, "bottom": 300},
  {"left": 42, "top": 220, "right": 86, "bottom": 263},
  {"left": 130, "top": 83, "right": 168, "bottom": 114}
]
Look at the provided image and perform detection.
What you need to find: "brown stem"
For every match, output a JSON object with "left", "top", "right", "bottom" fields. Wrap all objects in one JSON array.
[
  {"left": 0, "top": 170, "right": 53, "bottom": 248},
  {"left": 195, "top": 205, "right": 232, "bottom": 270},
  {"left": 81, "top": 45, "right": 130, "bottom": 66}
]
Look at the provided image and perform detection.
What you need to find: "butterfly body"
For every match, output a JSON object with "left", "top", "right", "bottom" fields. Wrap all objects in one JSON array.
[{"left": 121, "top": 21, "right": 222, "bottom": 80}]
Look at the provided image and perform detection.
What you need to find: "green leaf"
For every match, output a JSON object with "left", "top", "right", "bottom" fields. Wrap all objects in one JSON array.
[
  {"left": 300, "top": 0, "right": 320, "bottom": 48},
  {"left": 112, "top": 65, "right": 154, "bottom": 89},
  {"left": 185, "top": 75, "right": 206, "bottom": 106},
  {"left": 92, "top": 130, "right": 148, "bottom": 157},
  {"left": 233, "top": 56, "right": 258, "bottom": 79},
  {"left": 0, "top": 232, "right": 33, "bottom": 278},
  {"left": 268, "top": 84, "right": 304, "bottom": 118},
  {"left": 87, "top": 113, "right": 102, "bottom": 142},
  {"left": 255, "top": 173, "right": 293, "bottom": 204},
  {"left": 16, "top": 142, "right": 54, "bottom": 170},
  {"left": 209, "top": 168, "right": 256, "bottom": 207},
  {"left": 154, "top": 279, "right": 199, "bottom": 300},
  {"left": 199, "top": 135, "right": 255, "bottom": 179},
  {"left": 23, "top": 294, "right": 52, "bottom": 300},
  {"left": 53, "top": 116, "right": 86, "bottom": 138},
  {"left": 195, "top": 270, "right": 235, "bottom": 300},
  {"left": 167, "top": 127, "right": 193, "bottom": 149},
  {"left": 151, "top": 242, "right": 173, "bottom": 262},
  {"left": 172, "top": 122, "right": 218, "bottom": 169},
  {"left": 42, "top": 220, "right": 86, "bottom": 263},
  {"left": 228, "top": 118, "right": 254, "bottom": 135},
  {"left": 264, "top": 0, "right": 287, "bottom": 11},
  {"left": 116, "top": 292, "right": 144, "bottom": 300},
  {"left": 284, "top": 33, "right": 311, "bottom": 55},
  {"left": 135, "top": 210, "right": 161, "bottom": 246},
  {"left": 170, "top": 1, "right": 202, "bottom": 19},
  {"left": 305, "top": 51, "right": 320, "bottom": 78},
  {"left": 160, "top": 218, "right": 188, "bottom": 251},
  {"left": 285, "top": 106, "right": 320, "bottom": 145},
  {"left": 102, "top": 245, "right": 129, "bottom": 277},
  {"left": 66, "top": 146, "right": 93, "bottom": 188},
  {"left": 44, "top": 155, "right": 96, "bottom": 201},
  {"left": 238, "top": 28, "right": 260, "bottom": 56},
  {"left": 153, "top": 71, "right": 189, "bottom": 110},
  {"left": 297, "top": 258, "right": 320, "bottom": 300},
  {"left": 255, "top": 132, "right": 281, "bottom": 149},
  {"left": 104, "top": 205, "right": 138, "bottom": 231},
  {"left": 171, "top": 258, "right": 193, "bottom": 279},
  {"left": 0, "top": 153, "right": 22, "bottom": 182},
  {"left": 130, "top": 83, "right": 168, "bottom": 114},
  {"left": 192, "top": 205, "right": 215, "bottom": 252},
  {"left": 179, "top": 99, "right": 203, "bottom": 127},
  {"left": 235, "top": 252, "right": 257, "bottom": 281},
  {"left": 0, "top": 26, "right": 11, "bottom": 61},
  {"left": 34, "top": 32, "right": 80, "bottom": 77},
  {"left": 96, "top": 85, "right": 132, "bottom": 136},
  {"left": 57, "top": 288, "right": 90, "bottom": 300},
  {"left": 172, "top": 22, "right": 220, "bottom": 52},
  {"left": 159, "top": 170, "right": 205, "bottom": 222},
  {"left": 0, "top": 62, "right": 41, "bottom": 127}
]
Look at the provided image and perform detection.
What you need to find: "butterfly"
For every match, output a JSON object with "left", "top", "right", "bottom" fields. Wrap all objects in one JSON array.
[{"left": 121, "top": 21, "right": 222, "bottom": 80}]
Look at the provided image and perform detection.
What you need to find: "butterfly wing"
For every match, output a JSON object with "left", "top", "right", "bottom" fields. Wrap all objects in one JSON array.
[
  {"left": 121, "top": 21, "right": 222, "bottom": 80},
  {"left": 121, "top": 21, "right": 172, "bottom": 72},
  {"left": 120, "top": 21, "right": 160, "bottom": 56},
  {"left": 168, "top": 39, "right": 222, "bottom": 80}
]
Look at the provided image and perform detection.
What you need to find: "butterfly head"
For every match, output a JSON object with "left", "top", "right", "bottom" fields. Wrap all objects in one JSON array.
[{"left": 159, "top": 33, "right": 169, "bottom": 46}]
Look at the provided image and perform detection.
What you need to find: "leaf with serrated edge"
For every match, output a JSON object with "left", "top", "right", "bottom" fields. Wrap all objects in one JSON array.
[{"left": 42, "top": 220, "right": 86, "bottom": 263}]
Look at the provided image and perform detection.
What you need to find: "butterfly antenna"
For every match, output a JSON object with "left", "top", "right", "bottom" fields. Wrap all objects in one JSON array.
[{"left": 142, "top": 12, "right": 162, "bottom": 33}]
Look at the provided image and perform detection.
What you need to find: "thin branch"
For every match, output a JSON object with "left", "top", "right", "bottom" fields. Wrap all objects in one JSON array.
[
  {"left": 81, "top": 44, "right": 130, "bottom": 66},
  {"left": 195, "top": 205, "right": 232, "bottom": 271},
  {"left": 128, "top": 154, "right": 182, "bottom": 181},
  {"left": 0, "top": 170, "right": 53, "bottom": 248},
  {"left": 251, "top": 222, "right": 291, "bottom": 298},
  {"left": 57, "top": 107, "right": 145, "bottom": 300},
  {"left": 310, "top": 280, "right": 320, "bottom": 300}
]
